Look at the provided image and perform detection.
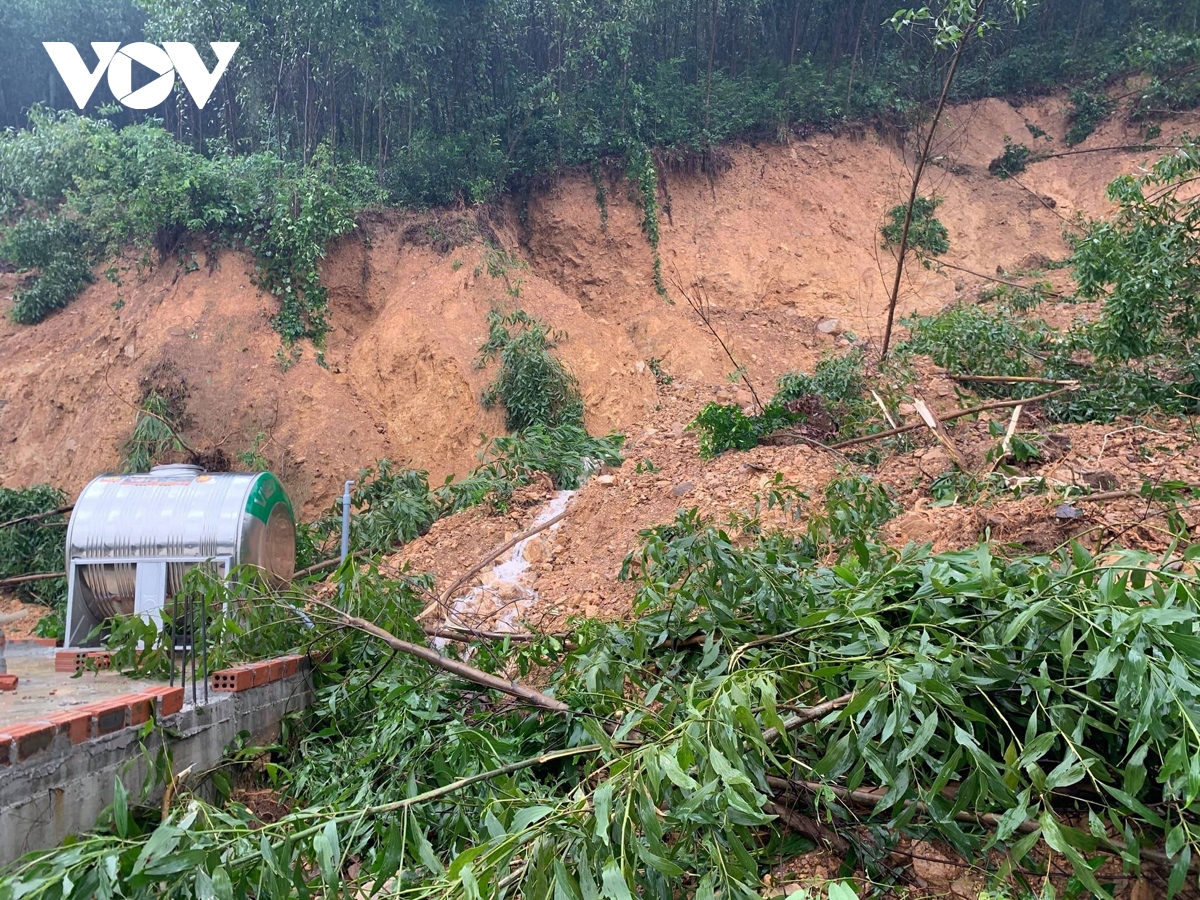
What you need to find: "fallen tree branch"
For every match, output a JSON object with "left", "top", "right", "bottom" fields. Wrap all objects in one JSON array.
[
  {"left": 952, "top": 375, "right": 1080, "bottom": 386},
  {"left": 307, "top": 596, "right": 570, "bottom": 713},
  {"left": 762, "top": 692, "right": 855, "bottom": 744},
  {"left": 227, "top": 743, "right": 623, "bottom": 868},
  {"left": 0, "top": 571, "right": 65, "bottom": 587},
  {"left": 766, "top": 800, "right": 851, "bottom": 855},
  {"left": 419, "top": 510, "right": 569, "bottom": 621},
  {"left": 928, "top": 259, "right": 1070, "bottom": 298},
  {"left": 989, "top": 404, "right": 1024, "bottom": 475},
  {"left": 913, "top": 397, "right": 967, "bottom": 470},
  {"left": 766, "top": 776, "right": 1189, "bottom": 872},
  {"left": 294, "top": 549, "right": 370, "bottom": 579},
  {"left": 0, "top": 506, "right": 73, "bottom": 530},
  {"left": 425, "top": 625, "right": 572, "bottom": 646},
  {"left": 830, "top": 387, "right": 1077, "bottom": 450}
]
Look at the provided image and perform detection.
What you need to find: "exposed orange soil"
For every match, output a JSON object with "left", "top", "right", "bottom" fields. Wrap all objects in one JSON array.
[{"left": 3, "top": 87, "right": 1197, "bottom": 518}]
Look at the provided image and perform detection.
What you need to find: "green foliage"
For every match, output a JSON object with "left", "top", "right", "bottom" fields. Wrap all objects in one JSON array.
[
  {"left": 1124, "top": 28, "right": 1200, "bottom": 119},
  {"left": 902, "top": 303, "right": 1039, "bottom": 385},
  {"left": 1, "top": 215, "right": 95, "bottom": 324},
  {"left": 334, "top": 462, "right": 439, "bottom": 555},
  {"left": 625, "top": 143, "right": 668, "bottom": 297},
  {"left": 104, "top": 567, "right": 322, "bottom": 679},
  {"left": 1074, "top": 141, "right": 1200, "bottom": 361},
  {"left": 121, "top": 391, "right": 187, "bottom": 474},
  {"left": 989, "top": 137, "right": 1034, "bottom": 178},
  {"left": 882, "top": 195, "right": 949, "bottom": 257},
  {"left": 235, "top": 433, "right": 270, "bottom": 471},
  {"left": 0, "top": 111, "right": 381, "bottom": 343},
  {"left": 899, "top": 301, "right": 1200, "bottom": 422},
  {"left": 688, "top": 351, "right": 892, "bottom": 457},
  {"left": 689, "top": 402, "right": 770, "bottom": 457},
  {"left": 1065, "top": 87, "right": 1113, "bottom": 146},
  {"left": 477, "top": 308, "right": 584, "bottom": 432},
  {"left": 0, "top": 484, "right": 67, "bottom": 606},
  {"left": 13, "top": 487, "right": 1200, "bottom": 898},
  {"left": 309, "top": 425, "right": 625, "bottom": 559},
  {"left": 977, "top": 281, "right": 1053, "bottom": 311}
]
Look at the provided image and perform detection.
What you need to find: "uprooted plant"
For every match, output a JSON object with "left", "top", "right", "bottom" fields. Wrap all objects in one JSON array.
[
  {"left": 688, "top": 349, "right": 904, "bottom": 458},
  {"left": 476, "top": 307, "right": 585, "bottom": 432}
]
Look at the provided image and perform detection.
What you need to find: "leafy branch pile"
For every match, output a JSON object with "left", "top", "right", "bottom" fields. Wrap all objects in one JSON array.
[
  {"left": 0, "top": 110, "right": 381, "bottom": 343},
  {"left": 0, "top": 484, "right": 67, "bottom": 610},
  {"left": 477, "top": 308, "right": 585, "bottom": 432},
  {"left": 6, "top": 477, "right": 1200, "bottom": 898},
  {"left": 689, "top": 350, "right": 899, "bottom": 458}
]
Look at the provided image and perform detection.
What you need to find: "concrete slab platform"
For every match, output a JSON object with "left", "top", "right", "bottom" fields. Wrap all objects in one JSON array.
[{"left": 0, "top": 644, "right": 173, "bottom": 728}]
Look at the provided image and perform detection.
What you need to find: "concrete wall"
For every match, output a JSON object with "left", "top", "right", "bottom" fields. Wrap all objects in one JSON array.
[{"left": 0, "top": 664, "right": 313, "bottom": 865}]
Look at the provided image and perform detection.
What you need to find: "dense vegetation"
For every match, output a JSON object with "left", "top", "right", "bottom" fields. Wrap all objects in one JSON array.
[
  {"left": 0, "top": 1, "right": 1197, "bottom": 337},
  {"left": 0, "top": 485, "right": 67, "bottom": 607},
  {"left": 0, "top": 111, "right": 381, "bottom": 342},
  {"left": 3, "top": 0, "right": 1199, "bottom": 206},
  {"left": 5, "top": 480, "right": 1200, "bottom": 898}
]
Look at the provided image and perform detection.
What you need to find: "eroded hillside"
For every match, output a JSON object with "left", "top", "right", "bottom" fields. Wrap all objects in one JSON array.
[{"left": 1, "top": 92, "right": 1193, "bottom": 516}]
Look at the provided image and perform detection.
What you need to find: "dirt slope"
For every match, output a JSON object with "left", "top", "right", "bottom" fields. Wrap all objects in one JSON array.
[{"left": 2, "top": 87, "right": 1197, "bottom": 517}]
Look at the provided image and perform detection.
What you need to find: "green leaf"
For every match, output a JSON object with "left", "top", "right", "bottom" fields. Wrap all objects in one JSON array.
[
  {"left": 512, "top": 805, "right": 554, "bottom": 832},
  {"left": 599, "top": 858, "right": 633, "bottom": 900},
  {"left": 898, "top": 710, "right": 938, "bottom": 764},
  {"left": 593, "top": 782, "right": 613, "bottom": 844},
  {"left": 111, "top": 779, "right": 129, "bottom": 839}
]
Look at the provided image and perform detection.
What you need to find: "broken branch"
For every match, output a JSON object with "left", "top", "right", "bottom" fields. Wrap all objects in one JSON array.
[
  {"left": 307, "top": 596, "right": 570, "bottom": 713},
  {"left": 829, "top": 387, "right": 1077, "bottom": 450}
]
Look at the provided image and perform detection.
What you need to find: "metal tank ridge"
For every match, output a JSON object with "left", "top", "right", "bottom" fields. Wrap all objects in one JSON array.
[{"left": 63, "top": 464, "right": 296, "bottom": 647}]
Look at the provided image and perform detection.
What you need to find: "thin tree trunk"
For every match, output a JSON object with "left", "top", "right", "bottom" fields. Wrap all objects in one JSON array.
[
  {"left": 704, "top": 0, "right": 718, "bottom": 131},
  {"left": 879, "top": 2, "right": 986, "bottom": 359}
]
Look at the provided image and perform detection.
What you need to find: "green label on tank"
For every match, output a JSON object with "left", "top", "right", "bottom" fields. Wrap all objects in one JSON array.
[{"left": 245, "top": 474, "right": 293, "bottom": 524}]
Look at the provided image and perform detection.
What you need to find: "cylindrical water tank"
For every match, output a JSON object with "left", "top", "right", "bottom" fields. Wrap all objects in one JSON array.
[{"left": 65, "top": 464, "right": 296, "bottom": 622}]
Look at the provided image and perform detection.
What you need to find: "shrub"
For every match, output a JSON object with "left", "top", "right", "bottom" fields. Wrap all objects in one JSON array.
[
  {"left": 1074, "top": 141, "right": 1200, "bottom": 361},
  {"left": 881, "top": 195, "right": 949, "bottom": 257},
  {"left": 0, "top": 112, "right": 382, "bottom": 343},
  {"left": 477, "top": 308, "right": 585, "bottom": 432},
  {"left": 1065, "top": 87, "right": 1112, "bottom": 146},
  {"left": 988, "top": 137, "right": 1033, "bottom": 178},
  {"left": 900, "top": 304, "right": 1040, "bottom": 386},
  {"left": 2, "top": 215, "right": 95, "bottom": 323},
  {"left": 688, "top": 350, "right": 887, "bottom": 457},
  {"left": 335, "top": 462, "right": 440, "bottom": 554}
]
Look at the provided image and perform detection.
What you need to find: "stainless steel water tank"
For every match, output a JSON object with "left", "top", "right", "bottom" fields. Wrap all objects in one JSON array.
[{"left": 66, "top": 464, "right": 296, "bottom": 622}]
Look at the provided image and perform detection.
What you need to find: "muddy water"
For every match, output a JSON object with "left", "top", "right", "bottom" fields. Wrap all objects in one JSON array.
[{"left": 433, "top": 490, "right": 574, "bottom": 646}]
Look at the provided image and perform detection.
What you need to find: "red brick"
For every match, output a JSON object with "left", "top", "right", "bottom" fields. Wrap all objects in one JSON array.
[
  {"left": 54, "top": 650, "right": 86, "bottom": 673},
  {"left": 89, "top": 701, "right": 128, "bottom": 736},
  {"left": 54, "top": 650, "right": 112, "bottom": 674},
  {"left": 125, "top": 696, "right": 153, "bottom": 727},
  {"left": 46, "top": 709, "right": 92, "bottom": 744},
  {"left": 281, "top": 655, "right": 300, "bottom": 678},
  {"left": 267, "top": 659, "right": 285, "bottom": 683},
  {"left": 0, "top": 674, "right": 17, "bottom": 691},
  {"left": 140, "top": 686, "right": 185, "bottom": 717},
  {"left": 210, "top": 667, "right": 253, "bottom": 693},
  {"left": 8, "top": 721, "right": 57, "bottom": 761},
  {"left": 250, "top": 662, "right": 272, "bottom": 687}
]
